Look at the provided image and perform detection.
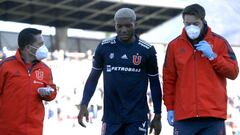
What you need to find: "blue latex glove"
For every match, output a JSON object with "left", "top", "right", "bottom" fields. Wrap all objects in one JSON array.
[
  {"left": 37, "top": 86, "right": 54, "bottom": 97},
  {"left": 195, "top": 40, "right": 215, "bottom": 59},
  {"left": 167, "top": 110, "right": 175, "bottom": 126}
]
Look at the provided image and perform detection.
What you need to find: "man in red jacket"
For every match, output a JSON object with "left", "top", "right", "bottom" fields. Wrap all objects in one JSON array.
[
  {"left": 0, "top": 28, "right": 57, "bottom": 135},
  {"left": 163, "top": 4, "right": 239, "bottom": 135}
]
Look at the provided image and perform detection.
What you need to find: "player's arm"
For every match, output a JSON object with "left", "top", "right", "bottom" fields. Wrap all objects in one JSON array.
[
  {"left": 147, "top": 46, "right": 162, "bottom": 114},
  {"left": 149, "top": 75, "right": 162, "bottom": 114},
  {"left": 162, "top": 43, "right": 177, "bottom": 111},
  {"left": 78, "top": 43, "right": 104, "bottom": 127},
  {"left": 81, "top": 69, "right": 102, "bottom": 106},
  {"left": 78, "top": 69, "right": 102, "bottom": 127},
  {"left": 147, "top": 46, "right": 162, "bottom": 135}
]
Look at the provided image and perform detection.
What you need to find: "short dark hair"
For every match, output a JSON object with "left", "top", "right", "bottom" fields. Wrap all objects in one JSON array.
[
  {"left": 182, "top": 4, "right": 205, "bottom": 20},
  {"left": 18, "top": 28, "right": 42, "bottom": 50}
]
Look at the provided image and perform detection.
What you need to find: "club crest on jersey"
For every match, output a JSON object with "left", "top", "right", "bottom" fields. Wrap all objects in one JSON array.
[
  {"left": 132, "top": 54, "right": 142, "bottom": 65},
  {"left": 109, "top": 53, "right": 114, "bottom": 59},
  {"left": 35, "top": 70, "right": 44, "bottom": 80}
]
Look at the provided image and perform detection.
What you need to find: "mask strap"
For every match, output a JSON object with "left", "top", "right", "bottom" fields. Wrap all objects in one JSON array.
[
  {"left": 29, "top": 45, "right": 38, "bottom": 50},
  {"left": 27, "top": 45, "right": 37, "bottom": 57}
]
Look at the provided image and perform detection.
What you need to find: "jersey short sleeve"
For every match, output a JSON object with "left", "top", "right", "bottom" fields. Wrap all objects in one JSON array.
[
  {"left": 146, "top": 46, "right": 159, "bottom": 76},
  {"left": 92, "top": 43, "right": 104, "bottom": 70}
]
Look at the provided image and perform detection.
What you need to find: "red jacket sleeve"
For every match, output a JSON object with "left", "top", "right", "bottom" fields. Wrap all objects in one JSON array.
[
  {"left": 210, "top": 40, "right": 239, "bottom": 80},
  {"left": 162, "top": 43, "right": 177, "bottom": 111},
  {"left": 0, "top": 62, "right": 4, "bottom": 95}
]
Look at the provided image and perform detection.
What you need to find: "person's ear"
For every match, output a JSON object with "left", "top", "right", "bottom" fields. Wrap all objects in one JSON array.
[
  {"left": 24, "top": 44, "right": 32, "bottom": 52},
  {"left": 24, "top": 45, "right": 30, "bottom": 50},
  {"left": 132, "top": 22, "right": 137, "bottom": 29}
]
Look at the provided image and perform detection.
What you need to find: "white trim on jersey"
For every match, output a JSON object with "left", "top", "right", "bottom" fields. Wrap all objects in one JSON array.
[
  {"left": 147, "top": 73, "right": 159, "bottom": 77},
  {"left": 92, "top": 67, "right": 102, "bottom": 70},
  {"left": 139, "top": 39, "right": 152, "bottom": 47},
  {"left": 138, "top": 39, "right": 152, "bottom": 49},
  {"left": 138, "top": 42, "right": 150, "bottom": 49},
  {"left": 101, "top": 37, "right": 116, "bottom": 45}
]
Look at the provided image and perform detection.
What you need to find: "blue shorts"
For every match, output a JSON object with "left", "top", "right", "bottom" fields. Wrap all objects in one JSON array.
[
  {"left": 174, "top": 117, "right": 225, "bottom": 135},
  {"left": 101, "top": 121, "right": 149, "bottom": 135}
]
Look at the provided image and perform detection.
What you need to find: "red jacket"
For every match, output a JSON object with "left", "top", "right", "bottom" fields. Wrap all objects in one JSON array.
[
  {"left": 163, "top": 27, "right": 239, "bottom": 121},
  {"left": 0, "top": 50, "right": 57, "bottom": 135}
]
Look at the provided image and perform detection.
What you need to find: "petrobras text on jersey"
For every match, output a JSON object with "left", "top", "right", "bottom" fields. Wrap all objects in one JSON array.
[{"left": 106, "top": 65, "right": 141, "bottom": 72}]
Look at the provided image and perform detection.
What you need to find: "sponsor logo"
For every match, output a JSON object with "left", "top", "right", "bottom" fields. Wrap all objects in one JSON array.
[
  {"left": 33, "top": 80, "right": 44, "bottom": 85},
  {"left": 106, "top": 65, "right": 141, "bottom": 72},
  {"left": 106, "top": 65, "right": 112, "bottom": 72}
]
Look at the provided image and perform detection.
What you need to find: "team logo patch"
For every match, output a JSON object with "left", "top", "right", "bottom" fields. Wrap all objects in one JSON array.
[
  {"left": 35, "top": 70, "right": 44, "bottom": 80},
  {"left": 109, "top": 53, "right": 114, "bottom": 59},
  {"left": 179, "top": 48, "right": 185, "bottom": 53},
  {"left": 132, "top": 54, "right": 142, "bottom": 65}
]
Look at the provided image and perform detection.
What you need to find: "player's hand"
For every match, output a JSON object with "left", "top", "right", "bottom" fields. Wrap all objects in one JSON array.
[
  {"left": 78, "top": 104, "right": 89, "bottom": 127},
  {"left": 37, "top": 86, "right": 54, "bottom": 97},
  {"left": 149, "top": 114, "right": 162, "bottom": 135},
  {"left": 167, "top": 110, "right": 175, "bottom": 126}
]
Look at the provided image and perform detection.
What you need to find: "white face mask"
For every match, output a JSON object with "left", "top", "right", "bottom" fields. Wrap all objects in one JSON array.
[
  {"left": 30, "top": 45, "right": 49, "bottom": 60},
  {"left": 185, "top": 25, "right": 201, "bottom": 40}
]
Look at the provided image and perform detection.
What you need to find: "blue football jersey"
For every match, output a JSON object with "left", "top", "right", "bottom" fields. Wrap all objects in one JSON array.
[{"left": 93, "top": 36, "right": 159, "bottom": 123}]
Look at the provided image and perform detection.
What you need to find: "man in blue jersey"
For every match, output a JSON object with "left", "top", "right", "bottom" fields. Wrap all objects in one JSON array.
[{"left": 78, "top": 8, "right": 162, "bottom": 135}]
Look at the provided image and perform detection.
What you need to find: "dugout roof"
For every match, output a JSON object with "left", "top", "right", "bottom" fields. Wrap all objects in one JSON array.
[{"left": 0, "top": 0, "right": 183, "bottom": 34}]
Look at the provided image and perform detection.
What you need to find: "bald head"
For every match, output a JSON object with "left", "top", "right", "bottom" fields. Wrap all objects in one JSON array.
[{"left": 114, "top": 8, "right": 136, "bottom": 22}]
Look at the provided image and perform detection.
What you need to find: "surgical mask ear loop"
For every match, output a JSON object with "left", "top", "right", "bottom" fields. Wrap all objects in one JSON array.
[{"left": 27, "top": 45, "right": 37, "bottom": 57}]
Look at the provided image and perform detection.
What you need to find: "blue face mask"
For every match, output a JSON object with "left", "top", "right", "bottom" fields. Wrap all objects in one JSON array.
[
  {"left": 185, "top": 25, "right": 201, "bottom": 39},
  {"left": 30, "top": 45, "right": 48, "bottom": 60}
]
